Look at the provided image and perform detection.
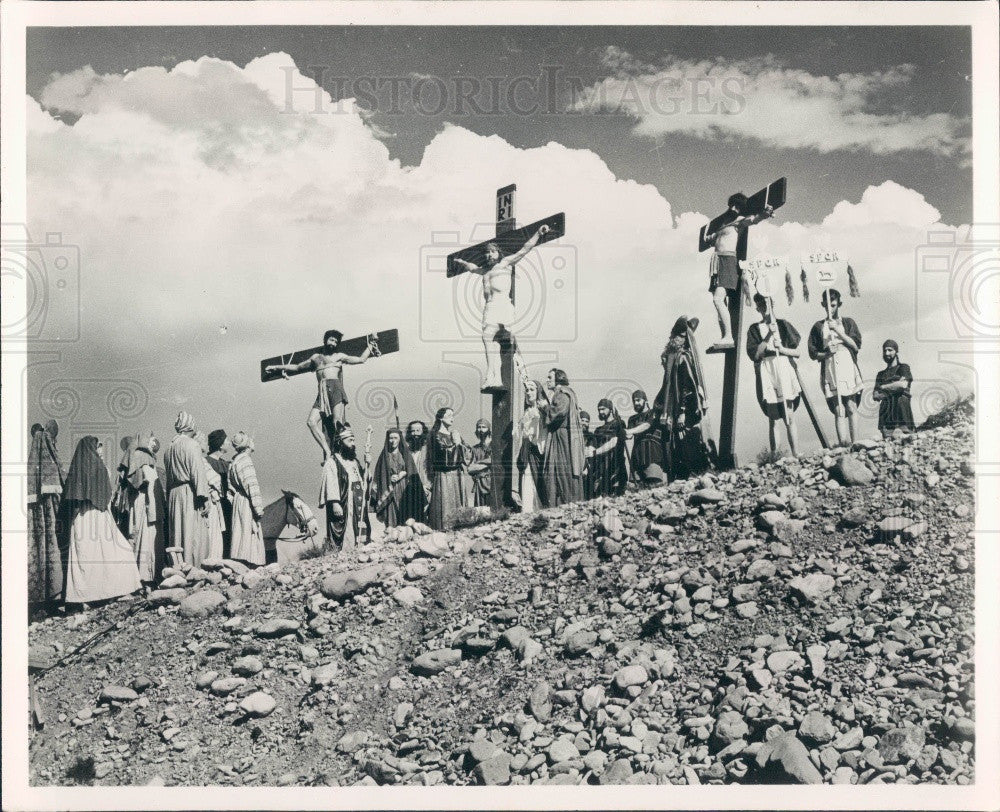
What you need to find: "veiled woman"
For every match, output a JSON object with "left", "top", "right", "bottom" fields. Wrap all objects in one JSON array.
[
  {"left": 63, "top": 436, "right": 141, "bottom": 606},
  {"left": 516, "top": 379, "right": 549, "bottom": 512},
  {"left": 372, "top": 427, "right": 424, "bottom": 527},
  {"left": 427, "top": 407, "right": 465, "bottom": 530},
  {"left": 654, "top": 316, "right": 715, "bottom": 480},
  {"left": 228, "top": 431, "right": 265, "bottom": 565}
]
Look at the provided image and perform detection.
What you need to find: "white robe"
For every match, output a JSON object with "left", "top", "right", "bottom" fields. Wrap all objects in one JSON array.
[{"left": 66, "top": 502, "right": 141, "bottom": 604}]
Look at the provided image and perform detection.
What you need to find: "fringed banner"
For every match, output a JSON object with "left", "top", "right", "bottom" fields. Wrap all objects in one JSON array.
[
  {"left": 801, "top": 250, "right": 860, "bottom": 299},
  {"left": 739, "top": 255, "right": 793, "bottom": 304}
]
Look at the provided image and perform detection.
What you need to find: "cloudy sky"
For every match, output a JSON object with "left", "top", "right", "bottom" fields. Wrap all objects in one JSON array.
[{"left": 25, "top": 26, "right": 975, "bottom": 504}]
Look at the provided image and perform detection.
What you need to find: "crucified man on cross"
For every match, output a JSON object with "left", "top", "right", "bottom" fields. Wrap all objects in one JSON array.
[
  {"left": 265, "top": 329, "right": 378, "bottom": 461},
  {"left": 452, "top": 223, "right": 550, "bottom": 392}
]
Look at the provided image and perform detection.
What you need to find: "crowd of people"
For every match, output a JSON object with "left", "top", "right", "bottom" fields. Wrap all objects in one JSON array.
[{"left": 26, "top": 265, "right": 918, "bottom": 617}]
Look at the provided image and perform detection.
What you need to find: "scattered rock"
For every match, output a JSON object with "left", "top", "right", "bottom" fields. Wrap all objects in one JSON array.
[{"left": 178, "top": 590, "right": 226, "bottom": 618}]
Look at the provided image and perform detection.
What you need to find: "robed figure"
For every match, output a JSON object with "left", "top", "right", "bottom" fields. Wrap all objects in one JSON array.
[
  {"left": 427, "top": 407, "right": 466, "bottom": 530},
  {"left": 123, "top": 433, "right": 167, "bottom": 583},
  {"left": 654, "top": 316, "right": 715, "bottom": 481},
  {"left": 228, "top": 432, "right": 265, "bottom": 565},
  {"left": 873, "top": 339, "right": 916, "bottom": 437},
  {"left": 320, "top": 425, "right": 367, "bottom": 553},
  {"left": 27, "top": 420, "right": 65, "bottom": 609},
  {"left": 541, "top": 369, "right": 585, "bottom": 506},
  {"left": 63, "top": 437, "right": 142, "bottom": 605},
  {"left": 516, "top": 380, "right": 549, "bottom": 512},
  {"left": 590, "top": 399, "right": 629, "bottom": 498},
  {"left": 372, "top": 427, "right": 426, "bottom": 527},
  {"left": 164, "top": 412, "right": 210, "bottom": 568},
  {"left": 625, "top": 389, "right": 666, "bottom": 485}
]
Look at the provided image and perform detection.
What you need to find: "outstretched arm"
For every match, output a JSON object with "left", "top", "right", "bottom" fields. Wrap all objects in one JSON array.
[
  {"left": 340, "top": 334, "right": 379, "bottom": 365},
  {"left": 266, "top": 355, "right": 316, "bottom": 376},
  {"left": 507, "top": 224, "right": 550, "bottom": 265},
  {"left": 453, "top": 258, "right": 483, "bottom": 274}
]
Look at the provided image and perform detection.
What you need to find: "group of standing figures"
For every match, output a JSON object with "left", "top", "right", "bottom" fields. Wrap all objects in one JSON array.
[{"left": 26, "top": 415, "right": 266, "bottom": 614}]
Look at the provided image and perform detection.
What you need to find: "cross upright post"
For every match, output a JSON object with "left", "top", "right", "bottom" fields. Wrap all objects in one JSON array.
[
  {"left": 699, "top": 177, "right": 786, "bottom": 469},
  {"left": 447, "top": 186, "right": 565, "bottom": 510}
]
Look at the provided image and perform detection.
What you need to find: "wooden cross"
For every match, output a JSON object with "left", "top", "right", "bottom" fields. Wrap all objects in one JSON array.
[
  {"left": 698, "top": 177, "right": 786, "bottom": 468},
  {"left": 259, "top": 329, "right": 399, "bottom": 383},
  {"left": 446, "top": 185, "right": 564, "bottom": 511}
]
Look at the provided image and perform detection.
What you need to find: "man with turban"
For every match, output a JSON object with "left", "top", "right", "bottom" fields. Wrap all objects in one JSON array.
[
  {"left": 372, "top": 427, "right": 424, "bottom": 527},
  {"left": 194, "top": 431, "right": 226, "bottom": 563},
  {"left": 265, "top": 329, "right": 378, "bottom": 462},
  {"left": 874, "top": 339, "right": 916, "bottom": 437},
  {"left": 624, "top": 389, "right": 666, "bottom": 485},
  {"left": 228, "top": 431, "right": 265, "bottom": 565},
  {"left": 164, "top": 412, "right": 210, "bottom": 567},
  {"left": 654, "top": 316, "right": 715, "bottom": 481},
  {"left": 320, "top": 424, "right": 366, "bottom": 553},
  {"left": 590, "top": 398, "right": 629, "bottom": 498}
]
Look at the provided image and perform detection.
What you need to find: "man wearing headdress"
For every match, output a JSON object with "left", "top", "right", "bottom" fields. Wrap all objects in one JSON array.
[
  {"left": 590, "top": 398, "right": 629, "bottom": 498},
  {"left": 372, "top": 427, "right": 424, "bottom": 527},
  {"left": 654, "top": 316, "right": 714, "bottom": 481},
  {"left": 27, "top": 420, "right": 64, "bottom": 610},
  {"left": 466, "top": 418, "right": 493, "bottom": 508},
  {"left": 404, "top": 420, "right": 432, "bottom": 506},
  {"left": 123, "top": 432, "right": 166, "bottom": 584},
  {"left": 164, "top": 412, "right": 209, "bottom": 567},
  {"left": 228, "top": 431, "right": 265, "bottom": 565},
  {"left": 265, "top": 329, "right": 378, "bottom": 461},
  {"left": 541, "top": 369, "right": 585, "bottom": 506},
  {"left": 206, "top": 429, "right": 232, "bottom": 551},
  {"left": 808, "top": 289, "right": 864, "bottom": 446},
  {"left": 63, "top": 436, "right": 142, "bottom": 605},
  {"left": 624, "top": 389, "right": 666, "bottom": 485},
  {"left": 874, "top": 339, "right": 916, "bottom": 437},
  {"left": 320, "top": 424, "right": 367, "bottom": 553}
]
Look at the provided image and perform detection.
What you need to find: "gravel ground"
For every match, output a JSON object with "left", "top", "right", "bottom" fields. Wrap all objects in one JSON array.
[{"left": 27, "top": 399, "right": 976, "bottom": 787}]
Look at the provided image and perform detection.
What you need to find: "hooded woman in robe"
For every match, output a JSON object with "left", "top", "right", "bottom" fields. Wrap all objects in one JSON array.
[
  {"left": 63, "top": 436, "right": 142, "bottom": 605},
  {"left": 654, "top": 316, "right": 716, "bottom": 480},
  {"left": 124, "top": 432, "right": 166, "bottom": 583},
  {"left": 372, "top": 427, "right": 425, "bottom": 527}
]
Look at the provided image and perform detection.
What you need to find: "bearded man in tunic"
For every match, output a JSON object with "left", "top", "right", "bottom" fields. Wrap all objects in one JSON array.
[
  {"left": 452, "top": 224, "right": 550, "bottom": 392},
  {"left": 466, "top": 418, "right": 493, "bottom": 508},
  {"left": 265, "top": 329, "right": 377, "bottom": 461},
  {"left": 320, "top": 424, "right": 366, "bottom": 554},
  {"left": 405, "top": 420, "right": 432, "bottom": 505}
]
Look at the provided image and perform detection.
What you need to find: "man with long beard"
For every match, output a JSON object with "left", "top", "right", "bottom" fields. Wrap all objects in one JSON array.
[
  {"left": 405, "top": 420, "right": 432, "bottom": 506},
  {"left": 624, "top": 389, "right": 666, "bottom": 485},
  {"left": 466, "top": 418, "right": 492, "bottom": 508},
  {"left": 265, "top": 329, "right": 377, "bottom": 462},
  {"left": 319, "top": 425, "right": 366, "bottom": 555},
  {"left": 590, "top": 398, "right": 629, "bottom": 498}
]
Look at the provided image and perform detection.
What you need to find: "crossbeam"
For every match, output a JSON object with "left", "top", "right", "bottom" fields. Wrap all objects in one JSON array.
[
  {"left": 259, "top": 329, "right": 399, "bottom": 383},
  {"left": 446, "top": 213, "right": 565, "bottom": 278}
]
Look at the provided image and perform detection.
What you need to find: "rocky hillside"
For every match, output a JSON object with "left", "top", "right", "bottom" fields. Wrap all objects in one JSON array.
[{"left": 28, "top": 400, "right": 976, "bottom": 787}]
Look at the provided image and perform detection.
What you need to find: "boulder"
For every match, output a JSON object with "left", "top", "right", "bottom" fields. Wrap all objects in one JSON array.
[
  {"left": 99, "top": 685, "right": 138, "bottom": 704},
  {"left": 411, "top": 649, "right": 461, "bottom": 676},
  {"left": 799, "top": 711, "right": 836, "bottom": 744},
  {"left": 754, "top": 732, "right": 822, "bottom": 784},
  {"left": 148, "top": 588, "right": 187, "bottom": 606},
  {"left": 255, "top": 618, "right": 300, "bottom": 638},
  {"left": 239, "top": 691, "right": 276, "bottom": 718},
  {"left": 392, "top": 586, "right": 423, "bottom": 608},
  {"left": 613, "top": 664, "right": 649, "bottom": 690},
  {"left": 830, "top": 455, "right": 874, "bottom": 486},
  {"left": 178, "top": 589, "right": 226, "bottom": 618},
  {"left": 788, "top": 573, "right": 836, "bottom": 604},
  {"left": 416, "top": 532, "right": 450, "bottom": 558},
  {"left": 878, "top": 724, "right": 926, "bottom": 763},
  {"left": 311, "top": 663, "right": 340, "bottom": 687},
  {"left": 320, "top": 565, "right": 382, "bottom": 599}
]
